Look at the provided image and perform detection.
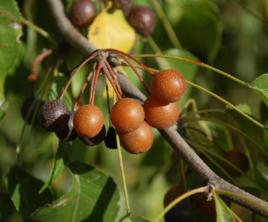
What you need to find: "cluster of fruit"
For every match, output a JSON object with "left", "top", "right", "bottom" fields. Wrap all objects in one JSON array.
[
  {"left": 69, "top": 0, "right": 155, "bottom": 37},
  {"left": 22, "top": 68, "right": 186, "bottom": 154}
]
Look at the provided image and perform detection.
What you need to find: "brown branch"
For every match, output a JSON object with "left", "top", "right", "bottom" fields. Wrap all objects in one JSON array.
[{"left": 46, "top": 0, "right": 268, "bottom": 217}]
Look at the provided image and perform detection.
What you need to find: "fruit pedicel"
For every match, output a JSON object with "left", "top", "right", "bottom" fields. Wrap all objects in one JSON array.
[
  {"left": 38, "top": 48, "right": 186, "bottom": 154},
  {"left": 35, "top": 1, "right": 186, "bottom": 154}
]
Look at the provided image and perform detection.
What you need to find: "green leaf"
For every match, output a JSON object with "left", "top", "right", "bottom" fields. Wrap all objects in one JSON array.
[
  {"left": 175, "top": 4, "right": 222, "bottom": 62},
  {"left": 250, "top": 74, "right": 268, "bottom": 106},
  {"left": 263, "top": 121, "right": 268, "bottom": 153},
  {"left": 0, "top": 0, "right": 23, "bottom": 99},
  {"left": 206, "top": 122, "right": 233, "bottom": 152},
  {"left": 214, "top": 195, "right": 235, "bottom": 222},
  {"left": 255, "top": 161, "right": 268, "bottom": 190},
  {"left": 7, "top": 166, "right": 54, "bottom": 217},
  {"left": 0, "top": 193, "right": 23, "bottom": 222},
  {"left": 39, "top": 149, "right": 65, "bottom": 194},
  {"left": 157, "top": 48, "right": 198, "bottom": 107},
  {"left": 121, "top": 216, "right": 151, "bottom": 222},
  {"left": 30, "top": 162, "right": 119, "bottom": 222}
]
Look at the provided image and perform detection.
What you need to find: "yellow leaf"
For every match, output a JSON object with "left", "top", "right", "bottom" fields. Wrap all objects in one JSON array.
[
  {"left": 103, "top": 81, "right": 115, "bottom": 99},
  {"left": 88, "top": 10, "right": 136, "bottom": 52}
]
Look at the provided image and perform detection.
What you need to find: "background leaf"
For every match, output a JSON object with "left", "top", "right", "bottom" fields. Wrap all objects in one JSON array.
[
  {"left": 206, "top": 122, "right": 233, "bottom": 152},
  {"left": 30, "top": 162, "right": 119, "bottom": 222},
  {"left": 0, "top": 0, "right": 22, "bottom": 99},
  {"left": 214, "top": 195, "right": 236, "bottom": 222},
  {"left": 250, "top": 74, "right": 268, "bottom": 106},
  {"left": 0, "top": 193, "right": 23, "bottom": 222},
  {"left": 7, "top": 166, "right": 54, "bottom": 217},
  {"left": 88, "top": 10, "right": 135, "bottom": 52}
]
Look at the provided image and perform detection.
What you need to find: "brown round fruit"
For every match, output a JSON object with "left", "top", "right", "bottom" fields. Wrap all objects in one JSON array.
[
  {"left": 119, "top": 121, "right": 153, "bottom": 154},
  {"left": 73, "top": 104, "right": 104, "bottom": 138},
  {"left": 223, "top": 150, "right": 249, "bottom": 177},
  {"left": 152, "top": 70, "right": 186, "bottom": 103},
  {"left": 110, "top": 98, "right": 145, "bottom": 132},
  {"left": 143, "top": 96, "right": 179, "bottom": 129},
  {"left": 70, "top": 0, "right": 96, "bottom": 27},
  {"left": 127, "top": 6, "right": 156, "bottom": 37}
]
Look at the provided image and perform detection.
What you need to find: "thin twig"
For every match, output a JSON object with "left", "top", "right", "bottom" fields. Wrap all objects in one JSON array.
[{"left": 46, "top": 0, "right": 268, "bottom": 217}]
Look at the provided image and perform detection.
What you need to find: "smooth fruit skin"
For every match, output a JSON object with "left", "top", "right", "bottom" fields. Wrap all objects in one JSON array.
[
  {"left": 152, "top": 70, "right": 186, "bottom": 103},
  {"left": 127, "top": 6, "right": 156, "bottom": 37},
  {"left": 73, "top": 104, "right": 104, "bottom": 138},
  {"left": 110, "top": 98, "right": 145, "bottom": 132},
  {"left": 143, "top": 96, "right": 179, "bottom": 129},
  {"left": 119, "top": 121, "right": 153, "bottom": 154},
  {"left": 70, "top": 0, "right": 96, "bottom": 27},
  {"left": 39, "top": 100, "right": 69, "bottom": 132}
]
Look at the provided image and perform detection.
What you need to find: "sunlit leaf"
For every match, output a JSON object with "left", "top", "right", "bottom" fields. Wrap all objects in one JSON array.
[
  {"left": 121, "top": 216, "right": 151, "bottom": 222},
  {"left": 30, "top": 162, "right": 119, "bottom": 222},
  {"left": 250, "top": 74, "right": 268, "bottom": 106},
  {"left": 88, "top": 9, "right": 136, "bottom": 52},
  {"left": 0, "top": 0, "right": 23, "bottom": 100},
  {"left": 214, "top": 195, "right": 236, "bottom": 222}
]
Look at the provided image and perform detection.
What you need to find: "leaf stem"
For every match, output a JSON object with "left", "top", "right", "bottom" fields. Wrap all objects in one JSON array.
[
  {"left": 136, "top": 54, "right": 250, "bottom": 88},
  {"left": 150, "top": 0, "right": 182, "bottom": 49},
  {"left": 20, "top": 16, "right": 49, "bottom": 38},
  {"left": 186, "top": 80, "right": 264, "bottom": 129},
  {"left": 147, "top": 36, "right": 162, "bottom": 54},
  {"left": 153, "top": 186, "right": 207, "bottom": 222},
  {"left": 115, "top": 111, "right": 131, "bottom": 214}
]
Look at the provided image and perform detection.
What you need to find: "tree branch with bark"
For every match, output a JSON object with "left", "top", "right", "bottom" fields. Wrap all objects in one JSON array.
[{"left": 45, "top": 0, "right": 268, "bottom": 218}]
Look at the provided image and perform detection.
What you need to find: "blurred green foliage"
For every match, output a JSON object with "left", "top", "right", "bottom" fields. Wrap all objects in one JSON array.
[{"left": 1, "top": 0, "right": 268, "bottom": 221}]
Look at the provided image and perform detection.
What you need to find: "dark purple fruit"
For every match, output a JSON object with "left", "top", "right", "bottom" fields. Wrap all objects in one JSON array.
[
  {"left": 21, "top": 96, "right": 44, "bottom": 125},
  {"left": 128, "top": 6, "right": 156, "bottom": 37},
  {"left": 70, "top": 0, "right": 96, "bottom": 27},
  {"left": 104, "top": 126, "right": 117, "bottom": 149},
  {"left": 80, "top": 126, "right": 106, "bottom": 146},
  {"left": 55, "top": 112, "right": 77, "bottom": 141},
  {"left": 39, "top": 100, "right": 69, "bottom": 132},
  {"left": 113, "top": 0, "right": 133, "bottom": 16}
]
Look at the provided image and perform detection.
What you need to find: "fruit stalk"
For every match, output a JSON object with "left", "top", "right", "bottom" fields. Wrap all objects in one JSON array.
[{"left": 46, "top": 0, "right": 268, "bottom": 217}]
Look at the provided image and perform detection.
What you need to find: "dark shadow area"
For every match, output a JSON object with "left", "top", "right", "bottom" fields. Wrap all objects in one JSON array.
[{"left": 82, "top": 177, "right": 116, "bottom": 222}]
